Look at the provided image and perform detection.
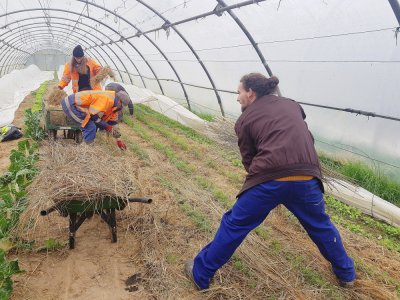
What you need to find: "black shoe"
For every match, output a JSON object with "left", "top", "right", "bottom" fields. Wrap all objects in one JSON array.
[
  {"left": 338, "top": 280, "right": 355, "bottom": 288},
  {"left": 184, "top": 260, "right": 202, "bottom": 290}
]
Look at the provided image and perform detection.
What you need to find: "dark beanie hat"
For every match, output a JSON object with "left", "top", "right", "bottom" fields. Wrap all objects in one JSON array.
[{"left": 73, "top": 45, "right": 84, "bottom": 57}]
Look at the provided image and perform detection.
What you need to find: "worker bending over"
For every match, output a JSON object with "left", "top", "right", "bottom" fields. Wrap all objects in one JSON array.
[{"left": 61, "top": 90, "right": 130, "bottom": 149}]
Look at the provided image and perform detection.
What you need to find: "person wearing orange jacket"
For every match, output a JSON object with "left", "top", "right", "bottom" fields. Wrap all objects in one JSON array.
[
  {"left": 61, "top": 90, "right": 130, "bottom": 149},
  {"left": 58, "top": 45, "right": 102, "bottom": 93}
]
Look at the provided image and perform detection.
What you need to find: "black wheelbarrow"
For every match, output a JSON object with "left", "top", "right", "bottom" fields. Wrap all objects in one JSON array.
[{"left": 40, "top": 196, "right": 152, "bottom": 249}]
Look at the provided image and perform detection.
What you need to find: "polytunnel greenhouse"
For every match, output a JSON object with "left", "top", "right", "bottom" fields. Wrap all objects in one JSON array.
[{"left": 0, "top": 1, "right": 399, "bottom": 299}]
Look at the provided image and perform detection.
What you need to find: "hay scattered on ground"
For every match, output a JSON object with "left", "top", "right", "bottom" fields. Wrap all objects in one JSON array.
[{"left": 91, "top": 66, "right": 115, "bottom": 88}]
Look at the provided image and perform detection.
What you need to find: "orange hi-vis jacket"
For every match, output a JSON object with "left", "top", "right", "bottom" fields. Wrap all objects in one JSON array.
[
  {"left": 58, "top": 58, "right": 102, "bottom": 93},
  {"left": 74, "top": 90, "right": 119, "bottom": 127}
]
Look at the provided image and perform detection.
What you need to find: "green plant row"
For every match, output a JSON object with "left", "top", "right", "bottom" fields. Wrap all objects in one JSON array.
[
  {"left": 31, "top": 81, "right": 49, "bottom": 113},
  {"left": 0, "top": 81, "right": 49, "bottom": 299},
  {"left": 0, "top": 140, "right": 39, "bottom": 299},
  {"left": 135, "top": 104, "right": 213, "bottom": 145},
  {"left": 325, "top": 195, "right": 400, "bottom": 252},
  {"left": 320, "top": 154, "right": 400, "bottom": 207}
]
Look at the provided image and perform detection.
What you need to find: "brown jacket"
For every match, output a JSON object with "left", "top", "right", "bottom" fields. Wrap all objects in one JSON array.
[{"left": 234, "top": 94, "right": 322, "bottom": 196}]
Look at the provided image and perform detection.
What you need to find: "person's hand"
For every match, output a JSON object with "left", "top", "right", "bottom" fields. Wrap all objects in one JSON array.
[
  {"left": 105, "top": 125, "right": 113, "bottom": 133},
  {"left": 117, "top": 139, "right": 127, "bottom": 150},
  {"left": 112, "top": 127, "right": 121, "bottom": 138}
]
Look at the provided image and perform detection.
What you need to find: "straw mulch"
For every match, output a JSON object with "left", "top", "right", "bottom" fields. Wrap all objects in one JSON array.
[
  {"left": 91, "top": 66, "right": 115, "bottom": 88},
  {"left": 29, "top": 142, "right": 138, "bottom": 203},
  {"left": 13, "top": 139, "right": 140, "bottom": 244}
]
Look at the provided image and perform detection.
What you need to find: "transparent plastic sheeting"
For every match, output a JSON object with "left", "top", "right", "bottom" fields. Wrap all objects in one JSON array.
[
  {"left": 0, "top": 66, "right": 53, "bottom": 127},
  {"left": 0, "top": 0, "right": 399, "bottom": 170}
]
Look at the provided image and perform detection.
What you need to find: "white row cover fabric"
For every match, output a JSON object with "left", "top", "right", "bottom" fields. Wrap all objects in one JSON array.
[
  {"left": 325, "top": 179, "right": 400, "bottom": 228},
  {"left": 0, "top": 65, "right": 53, "bottom": 127}
]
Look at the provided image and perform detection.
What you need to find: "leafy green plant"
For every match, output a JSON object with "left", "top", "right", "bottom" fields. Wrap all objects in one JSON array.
[
  {"left": 0, "top": 250, "right": 22, "bottom": 299},
  {"left": 32, "top": 81, "right": 48, "bottom": 112},
  {"left": 24, "top": 109, "right": 45, "bottom": 141}
]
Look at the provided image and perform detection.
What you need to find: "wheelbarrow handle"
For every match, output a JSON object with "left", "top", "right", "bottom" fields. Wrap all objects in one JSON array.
[
  {"left": 128, "top": 197, "right": 152, "bottom": 204},
  {"left": 40, "top": 205, "right": 58, "bottom": 216}
]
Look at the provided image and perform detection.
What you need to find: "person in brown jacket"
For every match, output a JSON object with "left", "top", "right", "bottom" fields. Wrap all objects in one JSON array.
[{"left": 184, "top": 73, "right": 356, "bottom": 290}]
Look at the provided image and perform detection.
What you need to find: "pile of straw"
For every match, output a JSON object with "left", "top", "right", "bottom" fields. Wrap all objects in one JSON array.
[
  {"left": 91, "top": 66, "right": 115, "bottom": 88},
  {"left": 27, "top": 142, "right": 138, "bottom": 204},
  {"left": 13, "top": 141, "right": 140, "bottom": 243}
]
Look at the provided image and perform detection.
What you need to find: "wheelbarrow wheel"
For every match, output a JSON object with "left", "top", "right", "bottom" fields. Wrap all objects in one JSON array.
[
  {"left": 111, "top": 227, "right": 117, "bottom": 243},
  {"left": 48, "top": 129, "right": 57, "bottom": 141},
  {"left": 75, "top": 131, "right": 83, "bottom": 144}
]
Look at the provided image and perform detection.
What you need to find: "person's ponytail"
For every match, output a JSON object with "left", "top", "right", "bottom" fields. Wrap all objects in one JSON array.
[{"left": 240, "top": 73, "right": 279, "bottom": 98}]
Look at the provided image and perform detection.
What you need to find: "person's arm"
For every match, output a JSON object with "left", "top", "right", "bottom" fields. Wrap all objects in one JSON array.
[
  {"left": 236, "top": 122, "right": 256, "bottom": 173},
  {"left": 58, "top": 63, "right": 71, "bottom": 89},
  {"left": 90, "top": 114, "right": 109, "bottom": 130},
  {"left": 91, "top": 58, "right": 102, "bottom": 76}
]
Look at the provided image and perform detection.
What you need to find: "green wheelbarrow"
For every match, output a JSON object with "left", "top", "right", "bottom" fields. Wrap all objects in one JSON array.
[{"left": 40, "top": 196, "right": 152, "bottom": 249}]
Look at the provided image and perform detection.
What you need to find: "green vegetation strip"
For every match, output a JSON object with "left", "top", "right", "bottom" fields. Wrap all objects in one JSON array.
[
  {"left": 320, "top": 154, "right": 400, "bottom": 207},
  {"left": 0, "top": 82, "right": 50, "bottom": 298},
  {"left": 31, "top": 81, "right": 49, "bottom": 112},
  {"left": 136, "top": 104, "right": 213, "bottom": 145},
  {"left": 325, "top": 195, "right": 400, "bottom": 252}
]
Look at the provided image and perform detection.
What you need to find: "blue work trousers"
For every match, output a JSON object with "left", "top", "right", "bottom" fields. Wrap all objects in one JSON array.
[
  {"left": 193, "top": 179, "right": 355, "bottom": 289},
  {"left": 61, "top": 95, "right": 97, "bottom": 143}
]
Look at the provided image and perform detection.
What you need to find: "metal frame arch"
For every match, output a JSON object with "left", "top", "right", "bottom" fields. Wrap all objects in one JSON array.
[
  {"left": 0, "top": 33, "right": 93, "bottom": 75},
  {"left": 3, "top": 36, "right": 113, "bottom": 80},
  {"left": 76, "top": 0, "right": 191, "bottom": 109},
  {"left": 0, "top": 9, "right": 163, "bottom": 92},
  {"left": 3, "top": 16, "right": 147, "bottom": 86},
  {"left": 0, "top": 24, "right": 123, "bottom": 80},
  {"left": 215, "top": 0, "right": 281, "bottom": 96},
  {"left": 136, "top": 0, "right": 225, "bottom": 115},
  {"left": 1, "top": 37, "right": 86, "bottom": 76},
  {"left": 1, "top": 25, "right": 127, "bottom": 82},
  {"left": 0, "top": 32, "right": 109, "bottom": 77},
  {"left": 0, "top": 37, "right": 75, "bottom": 76}
]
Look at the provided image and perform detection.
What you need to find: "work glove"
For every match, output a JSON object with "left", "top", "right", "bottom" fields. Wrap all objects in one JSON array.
[
  {"left": 117, "top": 139, "right": 127, "bottom": 150},
  {"left": 105, "top": 125, "right": 113, "bottom": 133}
]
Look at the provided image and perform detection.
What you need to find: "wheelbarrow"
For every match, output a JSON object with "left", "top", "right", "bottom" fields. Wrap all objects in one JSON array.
[{"left": 40, "top": 196, "right": 152, "bottom": 249}]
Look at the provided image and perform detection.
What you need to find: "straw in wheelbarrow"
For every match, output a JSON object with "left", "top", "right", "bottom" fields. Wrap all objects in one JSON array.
[{"left": 13, "top": 141, "right": 140, "bottom": 245}]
